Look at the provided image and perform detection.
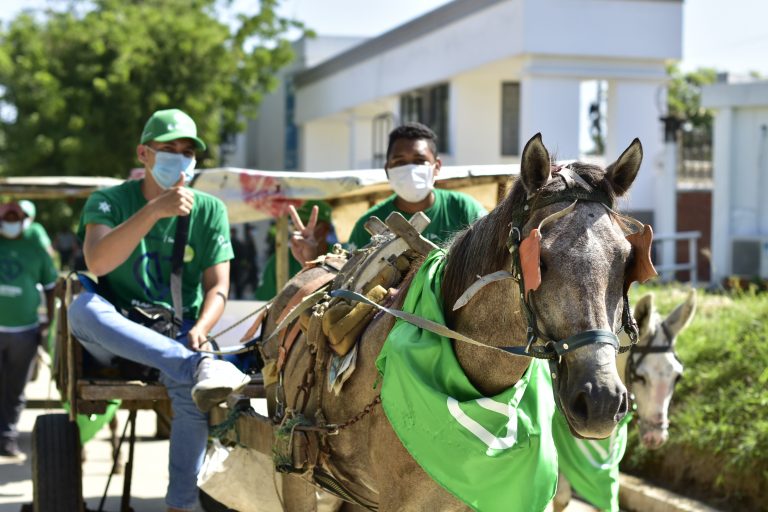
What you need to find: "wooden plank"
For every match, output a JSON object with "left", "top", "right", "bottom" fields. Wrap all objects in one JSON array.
[
  {"left": 275, "top": 215, "right": 289, "bottom": 291},
  {"left": 77, "top": 381, "right": 264, "bottom": 401},
  {"left": 78, "top": 381, "right": 169, "bottom": 401}
]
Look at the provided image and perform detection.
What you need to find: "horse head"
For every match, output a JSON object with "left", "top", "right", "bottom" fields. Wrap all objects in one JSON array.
[
  {"left": 625, "top": 290, "right": 696, "bottom": 449},
  {"left": 444, "top": 133, "right": 655, "bottom": 440}
]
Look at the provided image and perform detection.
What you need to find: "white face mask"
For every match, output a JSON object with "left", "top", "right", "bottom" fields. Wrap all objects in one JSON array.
[
  {"left": 1, "top": 221, "right": 23, "bottom": 239},
  {"left": 387, "top": 163, "right": 435, "bottom": 203}
]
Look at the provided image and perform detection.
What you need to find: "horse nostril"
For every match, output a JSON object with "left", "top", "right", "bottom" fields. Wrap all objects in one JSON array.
[{"left": 570, "top": 392, "right": 590, "bottom": 422}]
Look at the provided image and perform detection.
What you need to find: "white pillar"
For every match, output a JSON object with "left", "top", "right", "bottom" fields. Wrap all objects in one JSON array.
[
  {"left": 659, "top": 127, "right": 678, "bottom": 281},
  {"left": 711, "top": 107, "right": 733, "bottom": 284},
  {"left": 520, "top": 75, "right": 581, "bottom": 159},
  {"left": 606, "top": 80, "right": 665, "bottom": 215}
]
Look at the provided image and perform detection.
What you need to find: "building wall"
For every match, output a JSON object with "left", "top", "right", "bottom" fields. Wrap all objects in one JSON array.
[{"left": 703, "top": 81, "right": 768, "bottom": 281}]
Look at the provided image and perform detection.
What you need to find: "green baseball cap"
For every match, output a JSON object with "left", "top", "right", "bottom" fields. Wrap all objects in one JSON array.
[
  {"left": 140, "top": 108, "right": 207, "bottom": 151},
  {"left": 296, "top": 200, "right": 332, "bottom": 225},
  {"left": 18, "top": 199, "right": 36, "bottom": 219}
]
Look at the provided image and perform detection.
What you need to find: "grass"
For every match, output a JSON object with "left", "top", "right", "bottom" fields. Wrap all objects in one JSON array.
[{"left": 622, "top": 283, "right": 768, "bottom": 510}]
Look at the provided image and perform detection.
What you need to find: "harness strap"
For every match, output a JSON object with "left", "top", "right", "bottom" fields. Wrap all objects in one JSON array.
[
  {"left": 170, "top": 215, "right": 190, "bottom": 327},
  {"left": 312, "top": 469, "right": 378, "bottom": 511},
  {"left": 331, "top": 289, "right": 622, "bottom": 360}
]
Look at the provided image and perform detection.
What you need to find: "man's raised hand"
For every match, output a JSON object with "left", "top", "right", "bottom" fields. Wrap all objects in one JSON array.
[{"left": 288, "top": 204, "right": 320, "bottom": 265}]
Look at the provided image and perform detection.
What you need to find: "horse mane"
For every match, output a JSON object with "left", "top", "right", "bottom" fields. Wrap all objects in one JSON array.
[{"left": 441, "top": 162, "right": 618, "bottom": 326}]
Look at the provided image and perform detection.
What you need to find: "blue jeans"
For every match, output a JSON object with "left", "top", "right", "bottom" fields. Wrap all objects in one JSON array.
[{"left": 69, "top": 292, "right": 207, "bottom": 511}]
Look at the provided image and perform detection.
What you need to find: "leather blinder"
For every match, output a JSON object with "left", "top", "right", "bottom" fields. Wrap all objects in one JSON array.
[
  {"left": 625, "top": 224, "right": 658, "bottom": 292},
  {"left": 520, "top": 229, "right": 543, "bottom": 300}
]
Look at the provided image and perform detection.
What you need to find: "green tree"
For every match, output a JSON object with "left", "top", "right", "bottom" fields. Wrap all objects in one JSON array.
[
  {"left": 666, "top": 63, "right": 718, "bottom": 128},
  {"left": 0, "top": 0, "right": 307, "bottom": 180}
]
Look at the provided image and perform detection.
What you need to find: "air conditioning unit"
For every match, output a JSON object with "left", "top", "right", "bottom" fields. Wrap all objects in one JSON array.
[{"left": 731, "top": 238, "right": 768, "bottom": 278}]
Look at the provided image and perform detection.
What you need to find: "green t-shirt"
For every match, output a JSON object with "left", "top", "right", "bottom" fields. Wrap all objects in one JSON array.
[
  {"left": 254, "top": 253, "right": 303, "bottom": 301},
  {"left": 24, "top": 221, "right": 52, "bottom": 250},
  {"left": 77, "top": 180, "right": 234, "bottom": 320},
  {"left": 347, "top": 189, "right": 487, "bottom": 250},
  {"left": 0, "top": 236, "right": 58, "bottom": 329}
]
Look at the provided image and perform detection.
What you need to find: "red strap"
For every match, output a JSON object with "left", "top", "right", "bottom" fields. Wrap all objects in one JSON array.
[
  {"left": 520, "top": 229, "right": 542, "bottom": 300},
  {"left": 625, "top": 224, "right": 658, "bottom": 292}
]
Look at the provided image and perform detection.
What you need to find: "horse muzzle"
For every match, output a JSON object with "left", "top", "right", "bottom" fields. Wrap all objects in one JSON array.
[{"left": 552, "top": 331, "right": 629, "bottom": 439}]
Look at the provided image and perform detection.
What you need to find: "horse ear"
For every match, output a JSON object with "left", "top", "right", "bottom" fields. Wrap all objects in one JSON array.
[
  {"left": 520, "top": 133, "right": 551, "bottom": 195},
  {"left": 662, "top": 289, "right": 697, "bottom": 343},
  {"left": 633, "top": 293, "right": 654, "bottom": 338},
  {"left": 606, "top": 138, "right": 643, "bottom": 196}
]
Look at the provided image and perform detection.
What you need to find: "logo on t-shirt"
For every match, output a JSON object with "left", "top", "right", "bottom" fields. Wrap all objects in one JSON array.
[
  {"left": 0, "top": 257, "right": 22, "bottom": 281},
  {"left": 98, "top": 201, "right": 111, "bottom": 213},
  {"left": 132, "top": 252, "right": 171, "bottom": 302}
]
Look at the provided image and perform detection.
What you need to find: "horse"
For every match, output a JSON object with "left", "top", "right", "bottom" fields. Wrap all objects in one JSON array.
[
  {"left": 553, "top": 289, "right": 697, "bottom": 511},
  {"left": 260, "top": 133, "right": 649, "bottom": 511}
]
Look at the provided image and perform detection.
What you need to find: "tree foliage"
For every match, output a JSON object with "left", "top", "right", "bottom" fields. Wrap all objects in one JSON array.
[
  {"left": 0, "top": 0, "right": 307, "bottom": 179},
  {"left": 666, "top": 63, "right": 718, "bottom": 129}
]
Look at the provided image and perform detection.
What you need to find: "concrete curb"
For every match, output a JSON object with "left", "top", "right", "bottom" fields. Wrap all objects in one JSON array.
[{"left": 620, "top": 473, "right": 723, "bottom": 512}]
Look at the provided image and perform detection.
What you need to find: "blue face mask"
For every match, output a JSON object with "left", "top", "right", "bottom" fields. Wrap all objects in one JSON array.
[{"left": 148, "top": 149, "right": 196, "bottom": 189}]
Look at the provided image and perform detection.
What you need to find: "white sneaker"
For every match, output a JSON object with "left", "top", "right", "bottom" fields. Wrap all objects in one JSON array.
[{"left": 191, "top": 358, "right": 251, "bottom": 412}]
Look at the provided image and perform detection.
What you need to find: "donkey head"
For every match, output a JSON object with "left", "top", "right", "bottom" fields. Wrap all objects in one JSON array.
[
  {"left": 517, "top": 134, "right": 646, "bottom": 439},
  {"left": 629, "top": 290, "right": 696, "bottom": 449}
]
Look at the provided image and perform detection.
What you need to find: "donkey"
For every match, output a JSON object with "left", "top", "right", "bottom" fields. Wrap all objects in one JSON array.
[
  {"left": 553, "top": 289, "right": 697, "bottom": 511},
  {"left": 262, "top": 134, "right": 649, "bottom": 511}
]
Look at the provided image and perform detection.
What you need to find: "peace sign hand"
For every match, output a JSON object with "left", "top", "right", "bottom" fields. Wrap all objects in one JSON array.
[{"left": 288, "top": 204, "right": 320, "bottom": 266}]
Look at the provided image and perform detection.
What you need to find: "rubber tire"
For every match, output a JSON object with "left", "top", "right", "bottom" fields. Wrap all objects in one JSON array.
[{"left": 32, "top": 413, "right": 83, "bottom": 512}]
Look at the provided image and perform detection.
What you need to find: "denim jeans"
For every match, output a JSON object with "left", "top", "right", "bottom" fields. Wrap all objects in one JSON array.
[
  {"left": 0, "top": 327, "right": 39, "bottom": 442},
  {"left": 69, "top": 292, "right": 207, "bottom": 511}
]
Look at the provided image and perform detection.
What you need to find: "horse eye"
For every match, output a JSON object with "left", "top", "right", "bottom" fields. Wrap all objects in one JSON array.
[
  {"left": 674, "top": 374, "right": 683, "bottom": 385},
  {"left": 540, "top": 261, "right": 548, "bottom": 274},
  {"left": 635, "top": 375, "right": 646, "bottom": 385}
]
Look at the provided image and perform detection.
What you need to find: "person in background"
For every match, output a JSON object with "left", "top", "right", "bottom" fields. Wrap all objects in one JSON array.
[
  {"left": 19, "top": 200, "right": 54, "bottom": 256},
  {"left": 53, "top": 226, "right": 80, "bottom": 271},
  {"left": 67, "top": 108, "right": 250, "bottom": 512},
  {"left": 0, "top": 202, "right": 57, "bottom": 458},
  {"left": 254, "top": 200, "right": 333, "bottom": 301},
  {"left": 347, "top": 122, "right": 486, "bottom": 249},
  {"left": 290, "top": 122, "right": 486, "bottom": 262},
  {"left": 228, "top": 227, "right": 246, "bottom": 299}
]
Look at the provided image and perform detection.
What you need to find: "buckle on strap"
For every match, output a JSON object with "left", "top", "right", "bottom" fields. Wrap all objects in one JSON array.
[{"left": 550, "top": 329, "right": 619, "bottom": 357}]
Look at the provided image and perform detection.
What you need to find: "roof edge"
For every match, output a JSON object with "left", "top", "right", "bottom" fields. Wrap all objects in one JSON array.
[{"left": 294, "top": 0, "right": 507, "bottom": 88}]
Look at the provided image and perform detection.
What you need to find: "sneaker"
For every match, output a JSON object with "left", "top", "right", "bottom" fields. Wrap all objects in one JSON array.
[
  {"left": 0, "top": 438, "right": 22, "bottom": 458},
  {"left": 191, "top": 358, "right": 251, "bottom": 412}
]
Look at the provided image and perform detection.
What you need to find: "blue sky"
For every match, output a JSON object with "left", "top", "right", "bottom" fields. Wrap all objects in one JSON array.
[{"left": 2, "top": 0, "right": 767, "bottom": 75}]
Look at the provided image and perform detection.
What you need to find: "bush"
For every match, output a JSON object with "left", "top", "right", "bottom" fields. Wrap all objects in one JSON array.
[{"left": 622, "top": 284, "right": 768, "bottom": 511}]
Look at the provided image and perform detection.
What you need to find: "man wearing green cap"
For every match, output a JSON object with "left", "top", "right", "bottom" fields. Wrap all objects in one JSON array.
[
  {"left": 254, "top": 200, "right": 333, "bottom": 300},
  {"left": 68, "top": 108, "right": 250, "bottom": 512}
]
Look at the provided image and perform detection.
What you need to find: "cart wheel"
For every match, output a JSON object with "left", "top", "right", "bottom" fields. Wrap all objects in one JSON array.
[
  {"left": 199, "top": 488, "right": 236, "bottom": 511},
  {"left": 32, "top": 413, "right": 83, "bottom": 512}
]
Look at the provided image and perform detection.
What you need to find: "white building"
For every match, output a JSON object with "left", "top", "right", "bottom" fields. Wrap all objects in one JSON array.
[
  {"left": 702, "top": 80, "right": 768, "bottom": 282},
  {"left": 231, "top": 0, "right": 683, "bottom": 223}
]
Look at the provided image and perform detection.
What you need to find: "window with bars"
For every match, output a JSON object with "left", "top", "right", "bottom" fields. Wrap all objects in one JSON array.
[
  {"left": 399, "top": 83, "right": 450, "bottom": 154},
  {"left": 501, "top": 82, "right": 521, "bottom": 156}
]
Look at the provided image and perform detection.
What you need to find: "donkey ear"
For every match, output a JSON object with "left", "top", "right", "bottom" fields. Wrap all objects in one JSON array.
[
  {"left": 520, "top": 133, "right": 551, "bottom": 195},
  {"left": 606, "top": 138, "right": 643, "bottom": 196},
  {"left": 633, "top": 293, "right": 654, "bottom": 338},
  {"left": 663, "top": 289, "right": 697, "bottom": 343}
]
